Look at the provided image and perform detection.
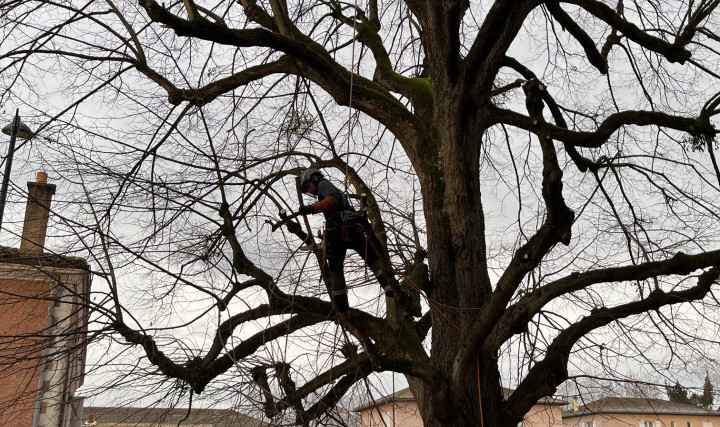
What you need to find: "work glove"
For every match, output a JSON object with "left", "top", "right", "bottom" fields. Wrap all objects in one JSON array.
[{"left": 297, "top": 205, "right": 315, "bottom": 216}]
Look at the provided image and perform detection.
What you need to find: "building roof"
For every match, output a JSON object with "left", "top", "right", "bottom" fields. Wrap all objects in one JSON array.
[
  {"left": 502, "top": 387, "right": 567, "bottom": 406},
  {"left": 84, "top": 406, "right": 268, "bottom": 427},
  {"left": 562, "top": 396, "right": 717, "bottom": 419},
  {"left": 352, "top": 387, "right": 416, "bottom": 413},
  {"left": 353, "top": 386, "right": 566, "bottom": 413},
  {"left": 0, "top": 246, "right": 89, "bottom": 270}
]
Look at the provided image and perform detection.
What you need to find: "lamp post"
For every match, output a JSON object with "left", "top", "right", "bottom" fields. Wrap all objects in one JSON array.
[{"left": 0, "top": 109, "right": 34, "bottom": 232}]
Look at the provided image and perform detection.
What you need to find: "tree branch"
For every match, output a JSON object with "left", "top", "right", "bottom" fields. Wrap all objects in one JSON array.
[
  {"left": 495, "top": 250, "right": 720, "bottom": 348},
  {"left": 488, "top": 105, "right": 718, "bottom": 148},
  {"left": 136, "top": 56, "right": 296, "bottom": 106},
  {"left": 137, "top": 0, "right": 426, "bottom": 166},
  {"left": 546, "top": 1, "right": 608, "bottom": 74},
  {"left": 451, "top": 78, "right": 575, "bottom": 392},
  {"left": 463, "top": 0, "right": 537, "bottom": 97},
  {"left": 203, "top": 313, "right": 326, "bottom": 391},
  {"left": 503, "top": 266, "right": 720, "bottom": 420},
  {"left": 564, "top": 0, "right": 691, "bottom": 63},
  {"left": 500, "top": 56, "right": 594, "bottom": 171}
]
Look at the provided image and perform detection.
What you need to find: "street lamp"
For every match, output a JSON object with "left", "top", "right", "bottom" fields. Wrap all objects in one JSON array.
[{"left": 0, "top": 108, "right": 34, "bottom": 232}]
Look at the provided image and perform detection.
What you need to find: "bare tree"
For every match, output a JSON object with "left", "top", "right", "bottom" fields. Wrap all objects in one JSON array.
[{"left": 2, "top": 1, "right": 720, "bottom": 426}]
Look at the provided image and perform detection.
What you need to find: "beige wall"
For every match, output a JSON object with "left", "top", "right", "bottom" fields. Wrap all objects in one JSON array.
[
  {"left": 96, "top": 424, "right": 214, "bottom": 427},
  {"left": 563, "top": 413, "right": 720, "bottom": 427},
  {"left": 359, "top": 400, "right": 563, "bottom": 426},
  {"left": 360, "top": 401, "right": 424, "bottom": 427},
  {"left": 524, "top": 403, "right": 564, "bottom": 427}
]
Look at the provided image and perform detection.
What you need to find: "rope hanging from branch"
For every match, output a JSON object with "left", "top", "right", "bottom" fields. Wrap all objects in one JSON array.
[{"left": 343, "top": 0, "right": 359, "bottom": 192}]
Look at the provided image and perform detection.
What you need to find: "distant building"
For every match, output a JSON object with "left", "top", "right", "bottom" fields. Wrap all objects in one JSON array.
[
  {"left": 353, "top": 387, "right": 566, "bottom": 426},
  {"left": 0, "top": 172, "right": 91, "bottom": 427},
  {"left": 353, "top": 387, "right": 422, "bottom": 427},
  {"left": 562, "top": 396, "right": 720, "bottom": 427},
  {"left": 83, "top": 406, "right": 268, "bottom": 426}
]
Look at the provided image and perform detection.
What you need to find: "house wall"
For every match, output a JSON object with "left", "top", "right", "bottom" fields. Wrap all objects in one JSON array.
[
  {"left": 36, "top": 270, "right": 89, "bottom": 427},
  {"left": 524, "top": 403, "right": 564, "bottom": 426},
  {"left": 0, "top": 264, "right": 89, "bottom": 427},
  {"left": 95, "top": 424, "right": 215, "bottom": 427},
  {"left": 359, "top": 400, "right": 563, "bottom": 426},
  {"left": 360, "top": 401, "right": 424, "bottom": 427},
  {"left": 85, "top": 406, "right": 267, "bottom": 427},
  {"left": 0, "top": 277, "right": 52, "bottom": 426},
  {"left": 563, "top": 413, "right": 720, "bottom": 427}
]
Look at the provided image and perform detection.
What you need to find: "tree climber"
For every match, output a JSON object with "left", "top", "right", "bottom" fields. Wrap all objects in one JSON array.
[{"left": 295, "top": 168, "right": 393, "bottom": 320}]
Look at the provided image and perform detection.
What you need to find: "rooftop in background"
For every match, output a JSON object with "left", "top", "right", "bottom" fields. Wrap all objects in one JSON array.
[
  {"left": 0, "top": 245, "right": 89, "bottom": 270},
  {"left": 84, "top": 406, "right": 269, "bottom": 427},
  {"left": 352, "top": 387, "right": 416, "bottom": 413},
  {"left": 563, "top": 396, "right": 718, "bottom": 419},
  {"left": 502, "top": 387, "right": 567, "bottom": 406},
  {"left": 353, "top": 386, "right": 567, "bottom": 413}
]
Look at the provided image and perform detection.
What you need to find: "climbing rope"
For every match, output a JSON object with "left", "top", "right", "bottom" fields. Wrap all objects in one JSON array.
[
  {"left": 392, "top": 267, "right": 465, "bottom": 336},
  {"left": 477, "top": 355, "right": 485, "bottom": 427},
  {"left": 343, "top": 0, "right": 359, "bottom": 192}
]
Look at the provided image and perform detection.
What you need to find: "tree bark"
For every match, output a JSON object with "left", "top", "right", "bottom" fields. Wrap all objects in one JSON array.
[{"left": 401, "top": 62, "right": 501, "bottom": 423}]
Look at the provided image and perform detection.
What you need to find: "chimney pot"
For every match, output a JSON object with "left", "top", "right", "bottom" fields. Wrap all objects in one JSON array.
[
  {"left": 20, "top": 172, "right": 56, "bottom": 252},
  {"left": 573, "top": 396, "right": 579, "bottom": 412}
]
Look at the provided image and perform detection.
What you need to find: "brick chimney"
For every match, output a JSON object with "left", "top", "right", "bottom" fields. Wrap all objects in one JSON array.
[{"left": 20, "top": 171, "right": 56, "bottom": 252}]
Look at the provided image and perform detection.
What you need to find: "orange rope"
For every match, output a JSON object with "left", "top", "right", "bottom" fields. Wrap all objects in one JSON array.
[
  {"left": 321, "top": 231, "right": 327, "bottom": 281},
  {"left": 392, "top": 266, "right": 466, "bottom": 336},
  {"left": 477, "top": 355, "right": 485, "bottom": 427},
  {"left": 364, "top": 236, "right": 369, "bottom": 280}
]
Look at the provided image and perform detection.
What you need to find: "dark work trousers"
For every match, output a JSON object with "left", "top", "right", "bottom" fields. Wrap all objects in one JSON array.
[{"left": 324, "top": 220, "right": 387, "bottom": 312}]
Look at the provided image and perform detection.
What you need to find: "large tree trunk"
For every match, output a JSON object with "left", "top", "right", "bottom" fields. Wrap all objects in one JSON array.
[{"left": 407, "top": 79, "right": 508, "bottom": 425}]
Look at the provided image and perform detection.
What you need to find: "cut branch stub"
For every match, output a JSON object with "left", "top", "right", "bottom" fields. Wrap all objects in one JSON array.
[
  {"left": 522, "top": 78, "right": 546, "bottom": 126},
  {"left": 341, "top": 342, "right": 358, "bottom": 358},
  {"left": 250, "top": 366, "right": 276, "bottom": 418}
]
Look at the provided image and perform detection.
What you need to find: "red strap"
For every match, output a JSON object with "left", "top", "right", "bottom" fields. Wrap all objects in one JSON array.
[
  {"left": 364, "top": 236, "right": 368, "bottom": 280},
  {"left": 341, "top": 220, "right": 351, "bottom": 242}
]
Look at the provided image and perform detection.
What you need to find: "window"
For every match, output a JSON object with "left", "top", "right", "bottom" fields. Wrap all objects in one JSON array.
[
  {"left": 640, "top": 422, "right": 654, "bottom": 427},
  {"left": 670, "top": 422, "right": 676, "bottom": 427},
  {"left": 702, "top": 423, "right": 713, "bottom": 427},
  {"left": 583, "top": 422, "right": 596, "bottom": 427}
]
